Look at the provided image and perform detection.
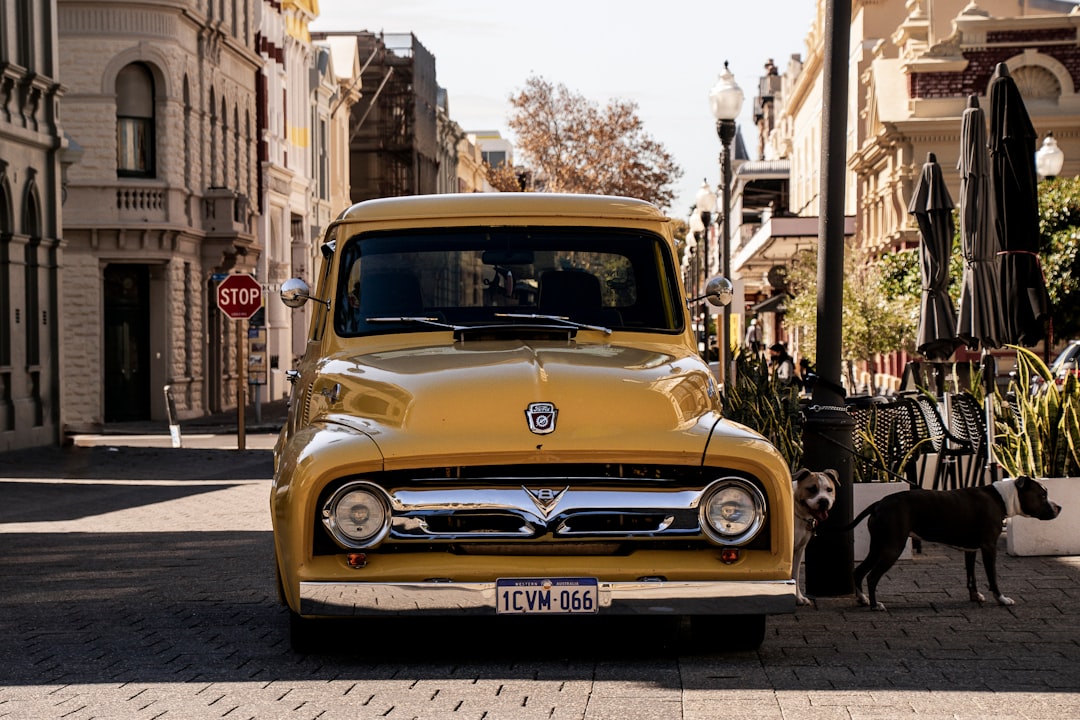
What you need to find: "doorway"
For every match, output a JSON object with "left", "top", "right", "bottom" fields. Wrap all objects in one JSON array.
[{"left": 104, "top": 263, "right": 150, "bottom": 422}]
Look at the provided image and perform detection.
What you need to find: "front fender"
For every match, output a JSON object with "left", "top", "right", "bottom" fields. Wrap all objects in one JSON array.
[
  {"left": 703, "top": 418, "right": 794, "bottom": 577},
  {"left": 272, "top": 422, "right": 384, "bottom": 610}
]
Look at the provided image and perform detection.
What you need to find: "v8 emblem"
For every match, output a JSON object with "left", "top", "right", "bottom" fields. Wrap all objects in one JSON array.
[{"left": 524, "top": 486, "right": 569, "bottom": 516}]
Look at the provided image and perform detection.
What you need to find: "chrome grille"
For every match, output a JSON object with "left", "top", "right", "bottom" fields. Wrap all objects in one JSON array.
[{"left": 384, "top": 484, "right": 705, "bottom": 541}]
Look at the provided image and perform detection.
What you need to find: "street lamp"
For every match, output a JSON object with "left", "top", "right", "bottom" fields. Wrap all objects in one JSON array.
[
  {"left": 709, "top": 61, "right": 744, "bottom": 386},
  {"left": 1036, "top": 132, "right": 1065, "bottom": 179},
  {"left": 695, "top": 179, "right": 717, "bottom": 223}
]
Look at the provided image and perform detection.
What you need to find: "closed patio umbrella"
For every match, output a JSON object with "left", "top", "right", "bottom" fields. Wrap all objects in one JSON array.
[
  {"left": 909, "top": 152, "right": 961, "bottom": 361},
  {"left": 988, "top": 62, "right": 1051, "bottom": 347},
  {"left": 956, "top": 95, "right": 1002, "bottom": 350}
]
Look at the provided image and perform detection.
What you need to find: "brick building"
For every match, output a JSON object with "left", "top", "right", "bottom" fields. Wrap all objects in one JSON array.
[
  {"left": 739, "top": 0, "right": 1080, "bottom": 388},
  {"left": 853, "top": 0, "right": 1080, "bottom": 256}
]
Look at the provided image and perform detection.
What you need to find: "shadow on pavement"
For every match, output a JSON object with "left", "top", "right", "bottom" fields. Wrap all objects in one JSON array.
[
  {"left": 0, "top": 445, "right": 273, "bottom": 481},
  {"left": 0, "top": 481, "right": 239, "bottom": 523},
  {"left": 0, "top": 526, "right": 1079, "bottom": 694}
]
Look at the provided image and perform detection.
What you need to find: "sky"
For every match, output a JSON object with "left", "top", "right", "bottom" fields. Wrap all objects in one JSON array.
[{"left": 310, "top": 1, "right": 818, "bottom": 218}]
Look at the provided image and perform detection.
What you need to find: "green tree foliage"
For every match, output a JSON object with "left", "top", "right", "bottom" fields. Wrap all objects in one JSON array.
[
  {"left": 506, "top": 76, "right": 682, "bottom": 211},
  {"left": 784, "top": 244, "right": 917, "bottom": 381},
  {"left": 1038, "top": 176, "right": 1080, "bottom": 341}
]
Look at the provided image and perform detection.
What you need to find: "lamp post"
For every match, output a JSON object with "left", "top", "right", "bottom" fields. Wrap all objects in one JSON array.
[
  {"left": 802, "top": 0, "right": 855, "bottom": 597},
  {"left": 1035, "top": 133, "right": 1063, "bottom": 365},
  {"left": 695, "top": 180, "right": 717, "bottom": 362},
  {"left": 709, "top": 62, "right": 744, "bottom": 386},
  {"left": 1036, "top": 132, "right": 1065, "bottom": 180}
]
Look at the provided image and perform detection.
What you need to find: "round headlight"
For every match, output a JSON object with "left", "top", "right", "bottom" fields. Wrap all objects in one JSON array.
[
  {"left": 323, "top": 483, "right": 389, "bottom": 548},
  {"left": 700, "top": 479, "right": 766, "bottom": 545}
]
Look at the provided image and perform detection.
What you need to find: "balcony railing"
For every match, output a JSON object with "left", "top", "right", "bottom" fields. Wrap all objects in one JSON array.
[{"left": 116, "top": 186, "right": 165, "bottom": 212}]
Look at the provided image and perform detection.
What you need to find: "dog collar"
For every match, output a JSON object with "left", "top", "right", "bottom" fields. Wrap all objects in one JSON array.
[
  {"left": 992, "top": 479, "right": 1023, "bottom": 517},
  {"left": 805, "top": 517, "right": 818, "bottom": 532}
]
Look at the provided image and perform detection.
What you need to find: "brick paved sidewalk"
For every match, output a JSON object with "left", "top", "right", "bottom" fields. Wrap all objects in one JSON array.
[{"left": 1, "top": 443, "right": 1079, "bottom": 719}]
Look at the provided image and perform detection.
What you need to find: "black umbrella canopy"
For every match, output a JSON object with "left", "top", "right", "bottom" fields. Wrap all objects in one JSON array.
[
  {"left": 909, "top": 152, "right": 961, "bottom": 361},
  {"left": 988, "top": 62, "right": 1051, "bottom": 347},
  {"left": 956, "top": 94, "right": 1003, "bottom": 350}
]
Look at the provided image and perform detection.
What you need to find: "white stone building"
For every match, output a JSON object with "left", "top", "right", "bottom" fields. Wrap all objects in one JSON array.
[
  {"left": 0, "top": 0, "right": 67, "bottom": 450},
  {"left": 256, "top": 4, "right": 360, "bottom": 402},
  {"left": 59, "top": 0, "right": 262, "bottom": 429}
]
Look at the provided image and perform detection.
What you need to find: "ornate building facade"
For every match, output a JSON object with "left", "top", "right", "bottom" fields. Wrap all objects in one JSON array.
[
  {"left": 0, "top": 0, "right": 67, "bottom": 450},
  {"left": 3, "top": 4, "right": 473, "bottom": 448},
  {"left": 58, "top": 0, "right": 262, "bottom": 429},
  {"left": 256, "top": 0, "right": 361, "bottom": 404},
  {"left": 742, "top": 0, "right": 1080, "bottom": 387}
]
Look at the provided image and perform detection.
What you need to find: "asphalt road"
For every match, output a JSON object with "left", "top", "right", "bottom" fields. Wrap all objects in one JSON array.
[{"left": 1, "top": 441, "right": 1079, "bottom": 719}]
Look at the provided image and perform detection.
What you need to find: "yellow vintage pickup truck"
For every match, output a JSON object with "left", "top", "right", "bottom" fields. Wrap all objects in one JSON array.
[{"left": 272, "top": 193, "right": 794, "bottom": 652}]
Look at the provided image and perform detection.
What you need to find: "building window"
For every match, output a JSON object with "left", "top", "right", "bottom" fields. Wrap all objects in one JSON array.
[
  {"left": 482, "top": 150, "right": 507, "bottom": 167},
  {"left": 116, "top": 63, "right": 156, "bottom": 177}
]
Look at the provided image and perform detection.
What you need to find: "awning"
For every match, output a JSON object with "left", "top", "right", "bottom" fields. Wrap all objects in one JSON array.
[{"left": 750, "top": 293, "right": 790, "bottom": 314}]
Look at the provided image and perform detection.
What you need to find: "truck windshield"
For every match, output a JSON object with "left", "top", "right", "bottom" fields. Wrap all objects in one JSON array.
[{"left": 333, "top": 227, "right": 684, "bottom": 337}]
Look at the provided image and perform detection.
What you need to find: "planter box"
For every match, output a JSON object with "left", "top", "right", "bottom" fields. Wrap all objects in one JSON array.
[
  {"left": 853, "top": 482, "right": 912, "bottom": 561},
  {"left": 1006, "top": 477, "right": 1080, "bottom": 556}
]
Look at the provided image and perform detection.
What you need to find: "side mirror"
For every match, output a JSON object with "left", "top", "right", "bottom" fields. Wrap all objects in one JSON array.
[
  {"left": 703, "top": 276, "right": 734, "bottom": 307},
  {"left": 281, "top": 277, "right": 328, "bottom": 309}
]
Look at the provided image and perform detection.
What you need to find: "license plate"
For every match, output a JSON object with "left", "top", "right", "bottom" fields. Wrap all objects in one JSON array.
[{"left": 495, "top": 577, "right": 599, "bottom": 615}]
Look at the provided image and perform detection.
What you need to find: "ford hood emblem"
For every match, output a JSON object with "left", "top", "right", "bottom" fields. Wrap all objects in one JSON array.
[{"left": 525, "top": 402, "right": 558, "bottom": 435}]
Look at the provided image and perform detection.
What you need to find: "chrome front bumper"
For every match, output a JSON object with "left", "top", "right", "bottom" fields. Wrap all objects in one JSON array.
[{"left": 299, "top": 579, "right": 795, "bottom": 617}]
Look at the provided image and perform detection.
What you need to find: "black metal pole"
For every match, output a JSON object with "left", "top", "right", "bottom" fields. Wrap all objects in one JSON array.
[
  {"left": 803, "top": 0, "right": 855, "bottom": 597},
  {"left": 718, "top": 119, "right": 736, "bottom": 384},
  {"left": 699, "top": 210, "right": 712, "bottom": 364}
]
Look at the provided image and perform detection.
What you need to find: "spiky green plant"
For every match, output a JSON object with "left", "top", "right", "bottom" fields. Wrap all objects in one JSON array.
[
  {"left": 720, "top": 349, "right": 803, "bottom": 469},
  {"left": 997, "top": 345, "right": 1080, "bottom": 478}
]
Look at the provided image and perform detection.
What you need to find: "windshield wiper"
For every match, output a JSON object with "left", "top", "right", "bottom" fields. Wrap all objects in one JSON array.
[
  {"left": 366, "top": 316, "right": 462, "bottom": 330},
  {"left": 364, "top": 314, "right": 613, "bottom": 338},
  {"left": 495, "top": 312, "right": 612, "bottom": 336}
]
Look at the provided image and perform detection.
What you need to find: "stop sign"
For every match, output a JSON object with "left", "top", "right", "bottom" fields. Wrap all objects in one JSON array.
[{"left": 216, "top": 273, "right": 263, "bottom": 319}]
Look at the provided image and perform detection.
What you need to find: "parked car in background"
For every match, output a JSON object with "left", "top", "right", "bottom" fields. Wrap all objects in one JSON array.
[
  {"left": 1023, "top": 340, "right": 1080, "bottom": 395},
  {"left": 1049, "top": 340, "right": 1080, "bottom": 386},
  {"left": 271, "top": 193, "right": 796, "bottom": 653}
]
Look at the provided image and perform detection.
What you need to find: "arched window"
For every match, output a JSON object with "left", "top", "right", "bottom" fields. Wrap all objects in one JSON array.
[
  {"left": 116, "top": 63, "right": 156, "bottom": 177},
  {"left": 210, "top": 88, "right": 219, "bottom": 186},
  {"left": 0, "top": 170, "right": 11, "bottom": 369},
  {"left": 221, "top": 96, "right": 230, "bottom": 188},
  {"left": 233, "top": 105, "right": 241, "bottom": 195},
  {"left": 22, "top": 183, "right": 41, "bottom": 367},
  {"left": 183, "top": 75, "right": 192, "bottom": 190}
]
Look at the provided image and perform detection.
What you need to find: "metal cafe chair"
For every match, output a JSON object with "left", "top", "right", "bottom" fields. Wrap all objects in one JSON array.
[
  {"left": 848, "top": 397, "right": 925, "bottom": 485},
  {"left": 908, "top": 393, "right": 976, "bottom": 490},
  {"left": 945, "top": 391, "right": 990, "bottom": 487}
]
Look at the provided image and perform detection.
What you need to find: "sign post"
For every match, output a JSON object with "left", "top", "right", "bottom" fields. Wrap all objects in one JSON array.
[{"left": 216, "top": 273, "right": 264, "bottom": 450}]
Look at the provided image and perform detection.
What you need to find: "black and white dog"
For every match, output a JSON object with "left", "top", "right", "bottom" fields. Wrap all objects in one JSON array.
[
  {"left": 791, "top": 468, "right": 838, "bottom": 606},
  {"left": 845, "top": 476, "right": 1061, "bottom": 610}
]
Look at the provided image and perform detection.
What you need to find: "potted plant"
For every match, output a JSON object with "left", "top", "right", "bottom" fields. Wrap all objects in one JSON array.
[
  {"left": 848, "top": 400, "right": 923, "bottom": 559},
  {"left": 998, "top": 345, "right": 1080, "bottom": 555}
]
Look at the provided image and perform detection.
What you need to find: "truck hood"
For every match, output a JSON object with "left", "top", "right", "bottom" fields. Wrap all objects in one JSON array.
[{"left": 308, "top": 339, "right": 745, "bottom": 465}]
